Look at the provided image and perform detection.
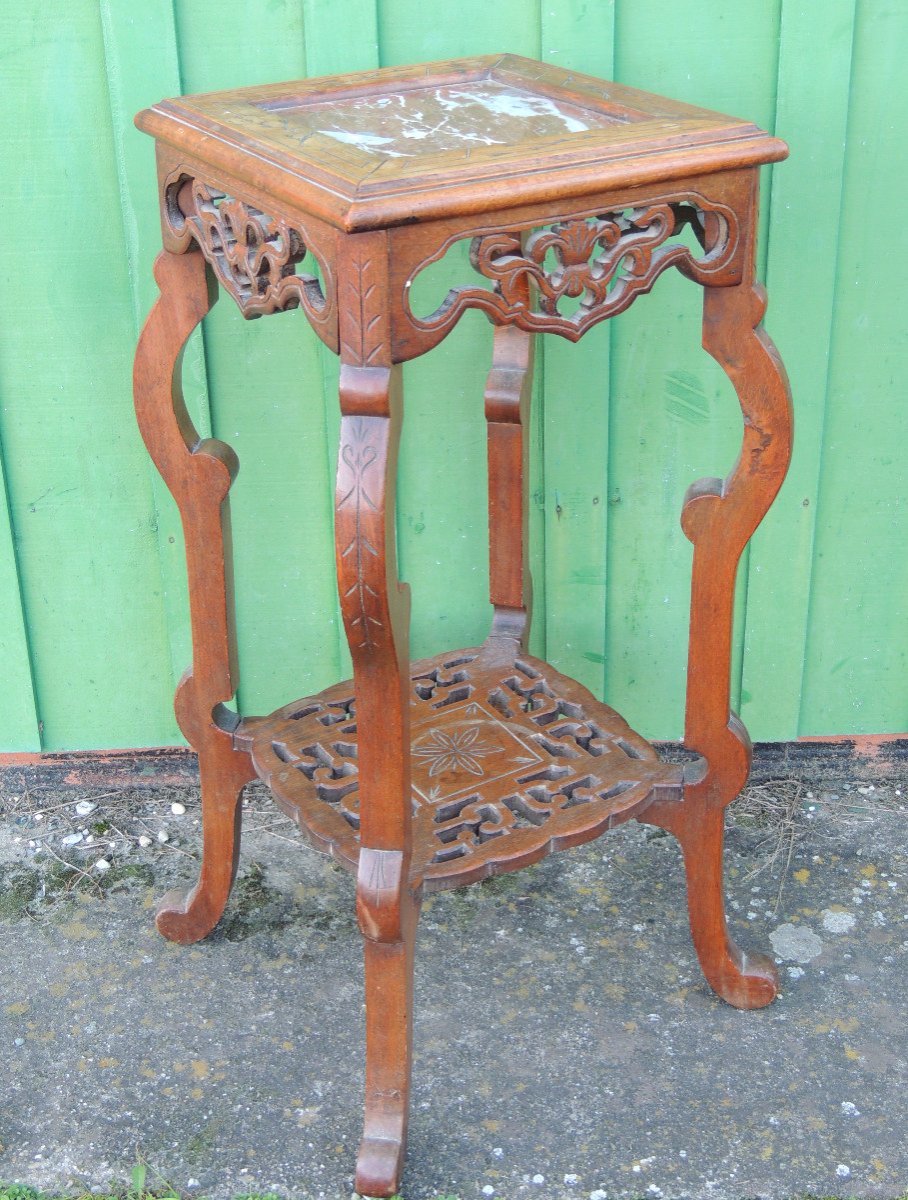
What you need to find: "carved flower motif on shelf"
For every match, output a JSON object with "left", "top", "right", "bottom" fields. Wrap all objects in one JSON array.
[{"left": 413, "top": 727, "right": 502, "bottom": 778}]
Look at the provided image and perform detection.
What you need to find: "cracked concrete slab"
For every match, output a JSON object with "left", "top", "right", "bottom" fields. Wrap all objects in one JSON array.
[{"left": 1, "top": 774, "right": 907, "bottom": 1200}]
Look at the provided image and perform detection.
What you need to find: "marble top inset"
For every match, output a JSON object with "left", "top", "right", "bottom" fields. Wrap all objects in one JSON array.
[{"left": 259, "top": 80, "right": 624, "bottom": 159}]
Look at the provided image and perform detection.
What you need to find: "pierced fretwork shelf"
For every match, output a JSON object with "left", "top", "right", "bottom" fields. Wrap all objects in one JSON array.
[{"left": 236, "top": 643, "right": 683, "bottom": 890}]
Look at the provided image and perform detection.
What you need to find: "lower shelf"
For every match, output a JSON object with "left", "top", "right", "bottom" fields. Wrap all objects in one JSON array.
[{"left": 235, "top": 642, "right": 683, "bottom": 891}]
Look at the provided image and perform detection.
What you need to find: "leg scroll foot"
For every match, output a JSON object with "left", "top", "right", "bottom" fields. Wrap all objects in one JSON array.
[
  {"left": 155, "top": 679, "right": 255, "bottom": 945},
  {"left": 155, "top": 745, "right": 254, "bottom": 944},
  {"left": 354, "top": 933, "right": 418, "bottom": 1198},
  {"left": 155, "top": 775, "right": 246, "bottom": 945},
  {"left": 646, "top": 797, "right": 779, "bottom": 1009}
]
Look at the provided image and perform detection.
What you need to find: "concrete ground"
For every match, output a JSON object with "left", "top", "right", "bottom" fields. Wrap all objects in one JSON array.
[{"left": 0, "top": 755, "right": 906, "bottom": 1200}]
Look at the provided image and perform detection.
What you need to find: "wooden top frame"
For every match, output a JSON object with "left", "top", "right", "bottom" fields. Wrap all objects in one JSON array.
[{"left": 136, "top": 53, "right": 787, "bottom": 232}]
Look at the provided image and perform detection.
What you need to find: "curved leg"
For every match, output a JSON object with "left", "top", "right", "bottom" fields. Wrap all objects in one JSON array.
[
  {"left": 134, "top": 249, "right": 255, "bottom": 944},
  {"left": 336, "top": 232, "right": 419, "bottom": 1198},
  {"left": 647, "top": 268, "right": 792, "bottom": 1009}
]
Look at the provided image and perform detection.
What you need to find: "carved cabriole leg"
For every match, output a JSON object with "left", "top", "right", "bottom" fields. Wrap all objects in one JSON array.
[
  {"left": 485, "top": 316, "right": 534, "bottom": 651},
  {"left": 336, "top": 232, "right": 419, "bottom": 1198},
  {"left": 644, "top": 219, "right": 793, "bottom": 1008},
  {"left": 133, "top": 249, "right": 255, "bottom": 944}
]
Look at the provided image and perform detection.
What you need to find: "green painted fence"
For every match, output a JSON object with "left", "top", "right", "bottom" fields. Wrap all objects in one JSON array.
[{"left": 1, "top": 0, "right": 905, "bottom": 753}]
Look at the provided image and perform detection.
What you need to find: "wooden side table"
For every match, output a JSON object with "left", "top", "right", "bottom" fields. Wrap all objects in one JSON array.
[{"left": 134, "top": 55, "right": 792, "bottom": 1198}]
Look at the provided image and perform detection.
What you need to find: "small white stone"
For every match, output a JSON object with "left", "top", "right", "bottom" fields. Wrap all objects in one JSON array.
[
  {"left": 94, "top": 859, "right": 111, "bottom": 872},
  {"left": 564, "top": 1174, "right": 579, "bottom": 1185},
  {"left": 836, "top": 1164, "right": 851, "bottom": 1178},
  {"left": 679, "top": 1150, "right": 687, "bottom": 1158},
  {"left": 787, "top": 966, "right": 805, "bottom": 980},
  {"left": 482, "top": 1187, "right": 495, "bottom": 1196},
  {"left": 632, "top": 923, "right": 646, "bottom": 932},
  {"left": 841, "top": 1102, "right": 860, "bottom": 1117},
  {"left": 157, "top": 829, "right": 169, "bottom": 844},
  {"left": 492, "top": 1147, "right": 503, "bottom": 1158},
  {"left": 34, "top": 813, "right": 44, "bottom": 822},
  {"left": 74, "top": 800, "right": 96, "bottom": 817},
  {"left": 532, "top": 1174, "right": 545, "bottom": 1185},
  {"left": 138, "top": 835, "right": 152, "bottom": 848},
  {"left": 590, "top": 1191, "right": 609, "bottom": 1200},
  {"left": 61, "top": 832, "right": 84, "bottom": 846},
  {"left": 632, "top": 1163, "right": 642, "bottom": 1172},
  {"left": 171, "top": 802, "right": 186, "bottom": 816},
  {"left": 186, "top": 1181, "right": 200, "bottom": 1190}
]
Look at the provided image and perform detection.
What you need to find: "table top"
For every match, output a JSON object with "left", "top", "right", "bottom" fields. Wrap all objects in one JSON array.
[{"left": 137, "top": 54, "right": 786, "bottom": 231}]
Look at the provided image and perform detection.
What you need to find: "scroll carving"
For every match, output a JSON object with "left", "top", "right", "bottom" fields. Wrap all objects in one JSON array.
[
  {"left": 163, "top": 176, "right": 333, "bottom": 330},
  {"left": 406, "top": 198, "right": 738, "bottom": 343}
]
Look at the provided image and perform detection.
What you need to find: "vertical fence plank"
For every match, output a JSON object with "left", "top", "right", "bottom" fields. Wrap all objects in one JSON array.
[
  {"left": 100, "top": 0, "right": 215, "bottom": 741},
  {"left": 304, "top": 0, "right": 379, "bottom": 75},
  {"left": 537, "top": 1, "right": 616, "bottom": 694},
  {"left": 604, "top": 0, "right": 782, "bottom": 739},
  {"left": 738, "top": 0, "right": 857, "bottom": 740},
  {"left": 0, "top": 1, "right": 182, "bottom": 748},
  {"left": 377, "top": 0, "right": 538, "bottom": 67},
  {"left": 172, "top": 0, "right": 343, "bottom": 718},
  {"left": 799, "top": 2, "right": 908, "bottom": 734},
  {"left": 0, "top": 441, "right": 40, "bottom": 751}
]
